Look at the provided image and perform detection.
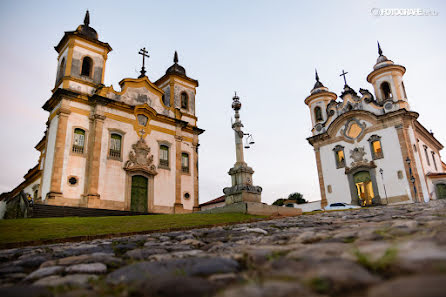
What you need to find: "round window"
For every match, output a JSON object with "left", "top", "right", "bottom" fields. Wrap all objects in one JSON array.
[
  {"left": 68, "top": 177, "right": 78, "bottom": 185},
  {"left": 184, "top": 192, "right": 190, "bottom": 199}
]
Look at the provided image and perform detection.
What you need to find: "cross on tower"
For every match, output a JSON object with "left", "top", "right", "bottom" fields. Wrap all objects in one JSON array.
[
  {"left": 138, "top": 47, "right": 150, "bottom": 78},
  {"left": 340, "top": 69, "right": 349, "bottom": 86}
]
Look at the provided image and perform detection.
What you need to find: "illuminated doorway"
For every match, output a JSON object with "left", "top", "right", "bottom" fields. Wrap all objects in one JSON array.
[{"left": 354, "top": 171, "right": 375, "bottom": 206}]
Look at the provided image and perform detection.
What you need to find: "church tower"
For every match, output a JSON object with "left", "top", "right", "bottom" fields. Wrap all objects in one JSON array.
[
  {"left": 304, "top": 70, "right": 337, "bottom": 135},
  {"left": 54, "top": 11, "right": 112, "bottom": 95},
  {"left": 366, "top": 42, "right": 409, "bottom": 110}
]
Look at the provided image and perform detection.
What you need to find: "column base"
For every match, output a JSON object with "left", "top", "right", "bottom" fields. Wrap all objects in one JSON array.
[
  {"left": 173, "top": 203, "right": 186, "bottom": 214},
  {"left": 225, "top": 191, "right": 261, "bottom": 205},
  {"left": 192, "top": 206, "right": 201, "bottom": 212},
  {"left": 86, "top": 194, "right": 101, "bottom": 208},
  {"left": 46, "top": 192, "right": 63, "bottom": 201}
]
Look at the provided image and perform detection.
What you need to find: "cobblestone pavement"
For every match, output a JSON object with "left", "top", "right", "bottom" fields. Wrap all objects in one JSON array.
[{"left": 1, "top": 200, "right": 446, "bottom": 297}]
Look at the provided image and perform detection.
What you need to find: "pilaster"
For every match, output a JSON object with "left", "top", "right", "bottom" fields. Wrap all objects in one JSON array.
[
  {"left": 47, "top": 103, "right": 71, "bottom": 201},
  {"left": 86, "top": 113, "right": 105, "bottom": 208}
]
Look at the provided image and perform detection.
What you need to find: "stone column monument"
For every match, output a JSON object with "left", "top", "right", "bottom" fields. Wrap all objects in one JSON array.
[{"left": 223, "top": 93, "right": 262, "bottom": 204}]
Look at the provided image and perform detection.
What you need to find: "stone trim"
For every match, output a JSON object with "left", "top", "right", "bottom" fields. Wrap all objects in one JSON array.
[
  {"left": 48, "top": 104, "right": 71, "bottom": 200},
  {"left": 107, "top": 128, "right": 126, "bottom": 162},
  {"left": 367, "top": 134, "right": 384, "bottom": 160},
  {"left": 314, "top": 148, "right": 327, "bottom": 208},
  {"left": 69, "top": 126, "right": 89, "bottom": 157},
  {"left": 346, "top": 165, "right": 381, "bottom": 206}
]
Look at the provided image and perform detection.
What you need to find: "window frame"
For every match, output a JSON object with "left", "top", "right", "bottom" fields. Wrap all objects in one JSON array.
[
  {"left": 423, "top": 145, "right": 431, "bottom": 166},
  {"left": 80, "top": 56, "right": 94, "bottom": 78},
  {"left": 108, "top": 130, "right": 124, "bottom": 161},
  {"left": 368, "top": 135, "right": 384, "bottom": 160},
  {"left": 181, "top": 152, "right": 190, "bottom": 174},
  {"left": 71, "top": 127, "right": 88, "bottom": 156},
  {"left": 380, "top": 81, "right": 392, "bottom": 100},
  {"left": 432, "top": 151, "right": 438, "bottom": 171},
  {"left": 314, "top": 106, "right": 323, "bottom": 122},
  {"left": 333, "top": 145, "right": 346, "bottom": 169},
  {"left": 180, "top": 92, "right": 189, "bottom": 110},
  {"left": 159, "top": 144, "right": 170, "bottom": 168}
]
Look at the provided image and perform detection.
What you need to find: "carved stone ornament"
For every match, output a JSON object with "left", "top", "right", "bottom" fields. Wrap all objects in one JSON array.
[
  {"left": 350, "top": 147, "right": 367, "bottom": 163},
  {"left": 124, "top": 137, "right": 157, "bottom": 175},
  {"left": 223, "top": 184, "right": 263, "bottom": 196}
]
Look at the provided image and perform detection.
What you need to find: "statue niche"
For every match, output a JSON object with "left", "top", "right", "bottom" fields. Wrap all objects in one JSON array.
[{"left": 124, "top": 137, "right": 157, "bottom": 175}]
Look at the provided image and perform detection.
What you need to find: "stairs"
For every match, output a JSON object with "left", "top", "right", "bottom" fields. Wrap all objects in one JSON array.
[{"left": 31, "top": 204, "right": 151, "bottom": 218}]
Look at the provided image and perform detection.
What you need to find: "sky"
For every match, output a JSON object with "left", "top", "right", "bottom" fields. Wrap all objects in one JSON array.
[{"left": 0, "top": 0, "right": 445, "bottom": 205}]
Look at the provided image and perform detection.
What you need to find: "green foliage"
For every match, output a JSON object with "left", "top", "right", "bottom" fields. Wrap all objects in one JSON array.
[
  {"left": 308, "top": 277, "right": 332, "bottom": 294},
  {"left": 272, "top": 199, "right": 286, "bottom": 206},
  {"left": 0, "top": 213, "right": 263, "bottom": 246},
  {"left": 354, "top": 247, "right": 398, "bottom": 273},
  {"left": 288, "top": 192, "right": 307, "bottom": 204}
]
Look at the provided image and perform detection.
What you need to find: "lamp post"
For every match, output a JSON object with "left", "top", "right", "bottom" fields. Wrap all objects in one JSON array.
[
  {"left": 405, "top": 157, "right": 418, "bottom": 203},
  {"left": 379, "top": 168, "right": 388, "bottom": 205}
]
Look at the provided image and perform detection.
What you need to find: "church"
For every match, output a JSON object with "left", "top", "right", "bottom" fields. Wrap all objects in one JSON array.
[
  {"left": 305, "top": 44, "right": 446, "bottom": 209},
  {"left": 7, "top": 12, "right": 203, "bottom": 213}
]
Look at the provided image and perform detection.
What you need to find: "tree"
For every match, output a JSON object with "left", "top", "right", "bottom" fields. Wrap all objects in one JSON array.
[
  {"left": 272, "top": 198, "right": 286, "bottom": 206},
  {"left": 288, "top": 192, "right": 307, "bottom": 204}
]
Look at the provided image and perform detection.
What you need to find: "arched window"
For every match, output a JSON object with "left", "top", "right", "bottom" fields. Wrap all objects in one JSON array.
[
  {"left": 380, "top": 82, "right": 392, "bottom": 99},
  {"left": 162, "top": 94, "right": 170, "bottom": 107},
  {"left": 181, "top": 152, "right": 190, "bottom": 173},
  {"left": 72, "top": 128, "right": 86, "bottom": 154},
  {"left": 314, "top": 106, "right": 323, "bottom": 122},
  {"left": 333, "top": 145, "right": 345, "bottom": 169},
  {"left": 368, "top": 135, "right": 384, "bottom": 160},
  {"left": 423, "top": 145, "right": 431, "bottom": 166},
  {"left": 57, "top": 58, "right": 66, "bottom": 82},
  {"left": 109, "top": 133, "right": 122, "bottom": 159},
  {"left": 181, "top": 92, "right": 188, "bottom": 109},
  {"left": 159, "top": 145, "right": 169, "bottom": 167},
  {"left": 81, "top": 56, "right": 93, "bottom": 77}
]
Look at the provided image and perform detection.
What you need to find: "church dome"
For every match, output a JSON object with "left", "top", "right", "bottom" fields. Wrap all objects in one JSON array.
[
  {"left": 75, "top": 11, "right": 98, "bottom": 40},
  {"left": 166, "top": 51, "right": 186, "bottom": 76}
]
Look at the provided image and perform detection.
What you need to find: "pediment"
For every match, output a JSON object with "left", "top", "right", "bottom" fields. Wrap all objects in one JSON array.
[{"left": 98, "top": 77, "right": 167, "bottom": 113}]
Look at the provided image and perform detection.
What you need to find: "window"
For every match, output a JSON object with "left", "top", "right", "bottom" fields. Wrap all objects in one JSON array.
[
  {"left": 380, "top": 82, "right": 392, "bottom": 99},
  {"left": 333, "top": 145, "right": 345, "bottom": 168},
  {"left": 109, "top": 133, "right": 122, "bottom": 159},
  {"left": 72, "top": 128, "right": 86, "bottom": 154},
  {"left": 432, "top": 152, "right": 438, "bottom": 171},
  {"left": 423, "top": 145, "right": 430, "bottom": 166},
  {"left": 137, "top": 114, "right": 148, "bottom": 126},
  {"left": 368, "top": 135, "right": 384, "bottom": 160},
  {"left": 162, "top": 94, "right": 170, "bottom": 107},
  {"left": 81, "top": 56, "right": 93, "bottom": 77},
  {"left": 184, "top": 192, "right": 190, "bottom": 199},
  {"left": 57, "top": 57, "right": 66, "bottom": 82},
  {"left": 181, "top": 92, "right": 188, "bottom": 109},
  {"left": 314, "top": 106, "right": 323, "bottom": 122},
  {"left": 159, "top": 145, "right": 169, "bottom": 167},
  {"left": 346, "top": 121, "right": 362, "bottom": 139},
  {"left": 181, "top": 152, "right": 190, "bottom": 173},
  {"left": 68, "top": 176, "right": 78, "bottom": 185}
]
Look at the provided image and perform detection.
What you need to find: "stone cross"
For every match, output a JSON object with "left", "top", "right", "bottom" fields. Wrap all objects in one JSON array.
[
  {"left": 340, "top": 69, "right": 349, "bottom": 86},
  {"left": 138, "top": 47, "right": 150, "bottom": 78}
]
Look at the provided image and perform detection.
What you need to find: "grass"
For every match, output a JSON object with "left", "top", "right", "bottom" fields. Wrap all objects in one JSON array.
[
  {"left": 0, "top": 213, "right": 263, "bottom": 246},
  {"left": 354, "top": 247, "right": 398, "bottom": 273}
]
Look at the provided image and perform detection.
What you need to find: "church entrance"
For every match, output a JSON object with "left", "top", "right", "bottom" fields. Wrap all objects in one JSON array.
[
  {"left": 130, "top": 175, "right": 148, "bottom": 212},
  {"left": 354, "top": 171, "right": 375, "bottom": 206}
]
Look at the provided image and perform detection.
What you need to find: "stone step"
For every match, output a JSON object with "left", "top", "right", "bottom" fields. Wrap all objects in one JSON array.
[{"left": 31, "top": 204, "right": 151, "bottom": 218}]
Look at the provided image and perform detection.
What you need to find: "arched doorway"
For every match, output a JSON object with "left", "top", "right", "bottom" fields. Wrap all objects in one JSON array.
[
  {"left": 353, "top": 171, "right": 375, "bottom": 206},
  {"left": 436, "top": 183, "right": 446, "bottom": 199},
  {"left": 130, "top": 175, "right": 148, "bottom": 212}
]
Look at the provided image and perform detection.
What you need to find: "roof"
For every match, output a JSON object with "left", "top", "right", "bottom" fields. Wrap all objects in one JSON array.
[
  {"left": 199, "top": 195, "right": 225, "bottom": 207},
  {"left": 427, "top": 172, "right": 446, "bottom": 178}
]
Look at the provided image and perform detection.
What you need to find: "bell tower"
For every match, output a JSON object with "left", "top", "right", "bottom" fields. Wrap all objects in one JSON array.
[
  {"left": 54, "top": 11, "right": 112, "bottom": 95},
  {"left": 367, "top": 42, "right": 409, "bottom": 110}
]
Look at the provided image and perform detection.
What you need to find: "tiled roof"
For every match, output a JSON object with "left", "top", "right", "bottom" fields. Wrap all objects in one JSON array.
[{"left": 199, "top": 195, "right": 225, "bottom": 207}]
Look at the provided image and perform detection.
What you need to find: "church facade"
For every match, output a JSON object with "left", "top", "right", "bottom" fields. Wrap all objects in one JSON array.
[
  {"left": 8, "top": 12, "right": 203, "bottom": 213},
  {"left": 306, "top": 45, "right": 446, "bottom": 209}
]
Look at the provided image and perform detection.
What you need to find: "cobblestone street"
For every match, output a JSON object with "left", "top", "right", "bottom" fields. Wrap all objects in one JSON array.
[{"left": 1, "top": 200, "right": 446, "bottom": 297}]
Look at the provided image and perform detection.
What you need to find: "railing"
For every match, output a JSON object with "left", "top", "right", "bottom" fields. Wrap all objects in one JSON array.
[
  {"left": 72, "top": 145, "right": 84, "bottom": 154},
  {"left": 160, "top": 159, "right": 169, "bottom": 167},
  {"left": 182, "top": 166, "right": 189, "bottom": 173},
  {"left": 109, "top": 149, "right": 121, "bottom": 159}
]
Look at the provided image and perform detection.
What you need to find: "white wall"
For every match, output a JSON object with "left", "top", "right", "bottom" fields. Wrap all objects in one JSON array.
[{"left": 41, "top": 114, "right": 59, "bottom": 200}]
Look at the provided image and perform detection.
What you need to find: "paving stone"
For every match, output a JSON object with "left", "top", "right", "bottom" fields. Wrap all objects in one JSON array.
[
  {"left": 0, "top": 285, "right": 53, "bottom": 297},
  {"left": 106, "top": 257, "right": 239, "bottom": 285},
  {"left": 40, "top": 252, "right": 122, "bottom": 268},
  {"left": 216, "top": 280, "right": 321, "bottom": 297},
  {"left": 33, "top": 274, "right": 99, "bottom": 287},
  {"left": 25, "top": 266, "right": 65, "bottom": 281},
  {"left": 367, "top": 275, "right": 446, "bottom": 297},
  {"left": 125, "top": 248, "right": 168, "bottom": 259},
  {"left": 65, "top": 263, "right": 107, "bottom": 274}
]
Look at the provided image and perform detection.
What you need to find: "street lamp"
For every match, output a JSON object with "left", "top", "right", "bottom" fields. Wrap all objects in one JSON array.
[
  {"left": 405, "top": 157, "right": 418, "bottom": 203},
  {"left": 379, "top": 168, "right": 388, "bottom": 205}
]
